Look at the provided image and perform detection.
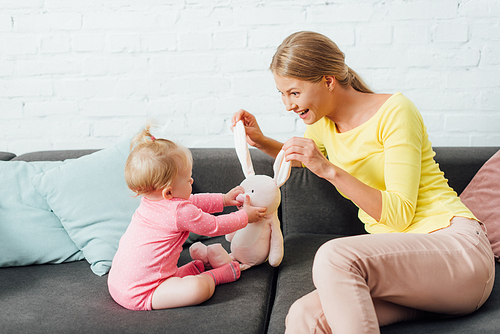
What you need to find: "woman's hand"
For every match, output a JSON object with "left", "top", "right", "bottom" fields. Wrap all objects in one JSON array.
[
  {"left": 231, "top": 109, "right": 265, "bottom": 148},
  {"left": 231, "top": 109, "right": 285, "bottom": 158},
  {"left": 223, "top": 186, "right": 245, "bottom": 207},
  {"left": 284, "top": 137, "right": 383, "bottom": 221},
  {"left": 282, "top": 137, "right": 337, "bottom": 181}
]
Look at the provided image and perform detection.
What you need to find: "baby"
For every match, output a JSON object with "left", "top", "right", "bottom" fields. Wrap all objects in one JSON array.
[{"left": 108, "top": 124, "right": 266, "bottom": 310}]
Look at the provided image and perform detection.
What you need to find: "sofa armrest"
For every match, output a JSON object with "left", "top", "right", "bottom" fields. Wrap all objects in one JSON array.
[
  {"left": 12, "top": 149, "right": 100, "bottom": 162},
  {"left": 0, "top": 152, "right": 16, "bottom": 161}
]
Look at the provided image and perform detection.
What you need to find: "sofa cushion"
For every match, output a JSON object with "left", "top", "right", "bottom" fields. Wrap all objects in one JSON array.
[
  {"left": 31, "top": 140, "right": 141, "bottom": 276},
  {"left": 0, "top": 237, "right": 276, "bottom": 334},
  {"left": 460, "top": 149, "right": 500, "bottom": 260},
  {"left": 0, "top": 161, "right": 83, "bottom": 267},
  {"left": 280, "top": 167, "right": 366, "bottom": 236},
  {"left": 268, "top": 233, "right": 335, "bottom": 334}
]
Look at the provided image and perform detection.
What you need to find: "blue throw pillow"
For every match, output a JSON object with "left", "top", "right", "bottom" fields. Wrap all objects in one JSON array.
[
  {"left": 31, "top": 140, "right": 141, "bottom": 276},
  {"left": 0, "top": 161, "right": 84, "bottom": 266}
]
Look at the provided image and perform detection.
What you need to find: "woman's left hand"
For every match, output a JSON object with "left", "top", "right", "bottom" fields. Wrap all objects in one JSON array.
[{"left": 282, "top": 137, "right": 336, "bottom": 181}]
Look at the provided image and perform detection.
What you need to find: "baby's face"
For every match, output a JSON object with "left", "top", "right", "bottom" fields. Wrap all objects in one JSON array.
[{"left": 170, "top": 164, "right": 193, "bottom": 200}]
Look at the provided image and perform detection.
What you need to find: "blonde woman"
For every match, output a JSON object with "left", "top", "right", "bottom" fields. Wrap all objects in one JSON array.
[
  {"left": 108, "top": 125, "right": 266, "bottom": 311},
  {"left": 232, "top": 31, "right": 494, "bottom": 333}
]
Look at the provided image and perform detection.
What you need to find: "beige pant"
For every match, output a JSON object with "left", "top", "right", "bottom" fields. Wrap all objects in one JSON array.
[{"left": 285, "top": 217, "right": 495, "bottom": 334}]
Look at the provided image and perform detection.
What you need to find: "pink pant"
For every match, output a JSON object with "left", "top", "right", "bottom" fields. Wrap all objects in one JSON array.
[{"left": 285, "top": 217, "right": 495, "bottom": 334}]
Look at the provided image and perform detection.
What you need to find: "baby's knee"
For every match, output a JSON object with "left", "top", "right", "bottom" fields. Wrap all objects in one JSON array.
[{"left": 193, "top": 275, "right": 216, "bottom": 301}]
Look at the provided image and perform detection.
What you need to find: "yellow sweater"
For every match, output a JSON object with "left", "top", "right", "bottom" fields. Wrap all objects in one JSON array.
[{"left": 304, "top": 92, "right": 476, "bottom": 234}]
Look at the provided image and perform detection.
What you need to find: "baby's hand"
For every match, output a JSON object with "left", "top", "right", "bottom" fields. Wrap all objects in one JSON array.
[
  {"left": 241, "top": 195, "right": 267, "bottom": 223},
  {"left": 223, "top": 186, "right": 245, "bottom": 207}
]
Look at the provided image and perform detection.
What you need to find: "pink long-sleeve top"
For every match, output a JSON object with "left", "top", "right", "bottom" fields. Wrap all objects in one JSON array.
[{"left": 108, "top": 193, "right": 247, "bottom": 310}]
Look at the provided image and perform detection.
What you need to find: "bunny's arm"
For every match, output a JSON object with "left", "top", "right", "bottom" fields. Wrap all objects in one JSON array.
[{"left": 267, "top": 213, "right": 284, "bottom": 267}]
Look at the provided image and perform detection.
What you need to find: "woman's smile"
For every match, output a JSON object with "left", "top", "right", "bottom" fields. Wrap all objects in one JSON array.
[{"left": 297, "top": 109, "right": 310, "bottom": 119}]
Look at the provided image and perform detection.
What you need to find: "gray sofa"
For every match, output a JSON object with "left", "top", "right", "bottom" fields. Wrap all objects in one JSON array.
[{"left": 1, "top": 146, "right": 499, "bottom": 333}]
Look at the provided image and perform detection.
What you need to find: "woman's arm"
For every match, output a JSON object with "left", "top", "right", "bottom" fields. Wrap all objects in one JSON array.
[{"left": 282, "top": 137, "right": 382, "bottom": 221}]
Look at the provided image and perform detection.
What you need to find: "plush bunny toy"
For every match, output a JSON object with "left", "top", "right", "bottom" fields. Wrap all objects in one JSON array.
[{"left": 189, "top": 121, "right": 292, "bottom": 270}]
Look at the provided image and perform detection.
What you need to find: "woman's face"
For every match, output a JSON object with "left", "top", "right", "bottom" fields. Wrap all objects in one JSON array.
[{"left": 274, "top": 74, "right": 331, "bottom": 125}]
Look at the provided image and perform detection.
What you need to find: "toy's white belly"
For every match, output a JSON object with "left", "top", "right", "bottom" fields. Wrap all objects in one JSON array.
[{"left": 231, "top": 220, "right": 271, "bottom": 265}]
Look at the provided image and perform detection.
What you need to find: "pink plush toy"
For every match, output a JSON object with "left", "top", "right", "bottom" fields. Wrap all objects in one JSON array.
[{"left": 190, "top": 121, "right": 291, "bottom": 270}]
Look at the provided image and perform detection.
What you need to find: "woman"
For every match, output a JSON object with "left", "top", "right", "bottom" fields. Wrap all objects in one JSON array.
[{"left": 232, "top": 31, "right": 494, "bottom": 333}]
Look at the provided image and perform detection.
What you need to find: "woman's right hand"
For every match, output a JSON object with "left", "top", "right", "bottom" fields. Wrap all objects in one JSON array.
[
  {"left": 231, "top": 109, "right": 265, "bottom": 148},
  {"left": 232, "top": 109, "right": 285, "bottom": 159}
]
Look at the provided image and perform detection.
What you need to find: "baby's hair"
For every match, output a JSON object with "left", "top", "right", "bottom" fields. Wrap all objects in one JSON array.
[{"left": 125, "top": 122, "right": 192, "bottom": 196}]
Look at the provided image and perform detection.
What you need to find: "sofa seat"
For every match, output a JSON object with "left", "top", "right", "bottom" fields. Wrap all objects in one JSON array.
[{"left": 0, "top": 236, "right": 277, "bottom": 334}]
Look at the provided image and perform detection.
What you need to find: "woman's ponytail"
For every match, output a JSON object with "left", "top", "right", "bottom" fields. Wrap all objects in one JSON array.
[{"left": 347, "top": 67, "right": 373, "bottom": 94}]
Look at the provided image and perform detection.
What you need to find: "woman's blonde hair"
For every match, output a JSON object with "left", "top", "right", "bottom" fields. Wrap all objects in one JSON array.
[
  {"left": 270, "top": 31, "right": 373, "bottom": 94},
  {"left": 125, "top": 123, "right": 192, "bottom": 196}
]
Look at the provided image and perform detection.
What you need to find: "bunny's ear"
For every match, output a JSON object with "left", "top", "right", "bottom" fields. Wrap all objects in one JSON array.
[
  {"left": 234, "top": 120, "right": 255, "bottom": 178},
  {"left": 273, "top": 149, "right": 292, "bottom": 187}
]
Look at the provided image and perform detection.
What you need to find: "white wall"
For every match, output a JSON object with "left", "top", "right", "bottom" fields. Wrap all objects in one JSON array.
[{"left": 0, "top": 0, "right": 499, "bottom": 155}]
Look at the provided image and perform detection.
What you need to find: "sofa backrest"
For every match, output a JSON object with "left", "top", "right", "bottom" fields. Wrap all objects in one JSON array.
[
  {"left": 8, "top": 146, "right": 499, "bottom": 238},
  {"left": 10, "top": 147, "right": 275, "bottom": 217},
  {"left": 281, "top": 167, "right": 365, "bottom": 236},
  {"left": 281, "top": 147, "right": 500, "bottom": 237},
  {"left": 190, "top": 148, "right": 274, "bottom": 214},
  {"left": 432, "top": 147, "right": 499, "bottom": 195}
]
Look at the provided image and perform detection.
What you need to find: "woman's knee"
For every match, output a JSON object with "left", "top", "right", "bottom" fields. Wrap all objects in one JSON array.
[
  {"left": 312, "top": 237, "right": 367, "bottom": 290},
  {"left": 288, "top": 295, "right": 312, "bottom": 319},
  {"left": 313, "top": 238, "right": 356, "bottom": 272},
  {"left": 286, "top": 291, "right": 329, "bottom": 334}
]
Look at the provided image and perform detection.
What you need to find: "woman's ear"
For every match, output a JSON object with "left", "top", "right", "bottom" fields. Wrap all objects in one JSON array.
[
  {"left": 324, "top": 75, "right": 336, "bottom": 91},
  {"left": 162, "top": 187, "right": 173, "bottom": 200}
]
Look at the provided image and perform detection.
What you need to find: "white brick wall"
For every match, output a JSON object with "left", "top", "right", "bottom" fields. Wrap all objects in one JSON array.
[{"left": 0, "top": 0, "right": 499, "bottom": 155}]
